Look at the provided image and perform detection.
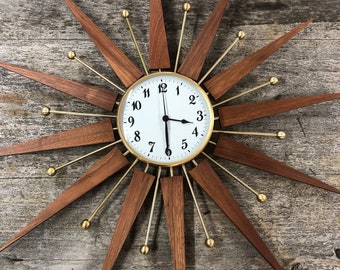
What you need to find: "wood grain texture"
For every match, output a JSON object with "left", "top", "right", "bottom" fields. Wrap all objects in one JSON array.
[
  {"left": 103, "top": 170, "right": 155, "bottom": 270},
  {"left": 0, "top": 119, "right": 114, "bottom": 156},
  {"left": 178, "top": 0, "right": 229, "bottom": 80},
  {"left": 0, "top": 0, "right": 339, "bottom": 269},
  {"left": 0, "top": 61, "right": 118, "bottom": 111},
  {"left": 0, "top": 147, "right": 128, "bottom": 252},
  {"left": 149, "top": 0, "right": 171, "bottom": 70},
  {"left": 161, "top": 176, "right": 185, "bottom": 270},
  {"left": 205, "top": 19, "right": 312, "bottom": 100},
  {"left": 64, "top": 0, "right": 143, "bottom": 87},
  {"left": 189, "top": 160, "right": 282, "bottom": 270},
  {"left": 214, "top": 135, "right": 340, "bottom": 194},
  {"left": 218, "top": 93, "right": 340, "bottom": 127}
]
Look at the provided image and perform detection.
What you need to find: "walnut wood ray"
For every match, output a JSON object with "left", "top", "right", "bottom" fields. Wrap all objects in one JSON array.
[
  {"left": 64, "top": 0, "right": 142, "bottom": 87},
  {"left": 189, "top": 161, "right": 282, "bottom": 270},
  {"left": 0, "top": 119, "right": 114, "bottom": 157},
  {"left": 214, "top": 135, "right": 340, "bottom": 194},
  {"left": 149, "top": 0, "right": 171, "bottom": 70},
  {"left": 0, "top": 61, "right": 118, "bottom": 111},
  {"left": 160, "top": 176, "right": 185, "bottom": 270},
  {"left": 0, "top": 148, "right": 128, "bottom": 252},
  {"left": 102, "top": 170, "right": 155, "bottom": 270},
  {"left": 218, "top": 93, "right": 340, "bottom": 127},
  {"left": 205, "top": 19, "right": 312, "bottom": 100},
  {"left": 178, "top": 0, "right": 229, "bottom": 80}
]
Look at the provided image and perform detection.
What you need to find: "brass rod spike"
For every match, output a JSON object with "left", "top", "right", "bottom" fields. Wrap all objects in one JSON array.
[
  {"left": 202, "top": 152, "right": 267, "bottom": 203},
  {"left": 213, "top": 130, "right": 286, "bottom": 140},
  {"left": 144, "top": 163, "right": 150, "bottom": 173},
  {"left": 170, "top": 166, "right": 174, "bottom": 177},
  {"left": 41, "top": 106, "right": 117, "bottom": 118},
  {"left": 81, "top": 158, "right": 139, "bottom": 230},
  {"left": 67, "top": 51, "right": 126, "bottom": 94},
  {"left": 182, "top": 164, "right": 214, "bottom": 248},
  {"left": 208, "top": 140, "right": 217, "bottom": 145},
  {"left": 46, "top": 140, "right": 122, "bottom": 176},
  {"left": 192, "top": 159, "right": 199, "bottom": 167},
  {"left": 198, "top": 31, "right": 245, "bottom": 85},
  {"left": 213, "top": 77, "right": 278, "bottom": 108},
  {"left": 174, "top": 2, "right": 191, "bottom": 73},
  {"left": 140, "top": 166, "right": 162, "bottom": 255},
  {"left": 122, "top": 10, "right": 149, "bottom": 75}
]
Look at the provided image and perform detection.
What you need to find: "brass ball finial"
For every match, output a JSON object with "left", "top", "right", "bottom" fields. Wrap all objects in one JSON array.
[
  {"left": 67, "top": 51, "right": 76, "bottom": 60},
  {"left": 183, "top": 3, "right": 191, "bottom": 12},
  {"left": 277, "top": 131, "right": 286, "bottom": 140},
  {"left": 46, "top": 167, "right": 56, "bottom": 176},
  {"left": 121, "top": 10, "right": 130, "bottom": 18},
  {"left": 140, "top": 245, "right": 150, "bottom": 255},
  {"left": 257, "top": 193, "right": 267, "bottom": 203},
  {"left": 41, "top": 106, "right": 51, "bottom": 116},
  {"left": 81, "top": 219, "right": 92, "bottom": 230},
  {"left": 270, "top": 76, "right": 279, "bottom": 85},
  {"left": 237, "top": 31, "right": 246, "bottom": 39},
  {"left": 205, "top": 238, "right": 215, "bottom": 248}
]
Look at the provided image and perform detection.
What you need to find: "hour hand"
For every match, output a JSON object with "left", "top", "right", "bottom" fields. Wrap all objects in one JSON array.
[
  {"left": 168, "top": 118, "right": 192, "bottom": 124},
  {"left": 163, "top": 115, "right": 192, "bottom": 124}
]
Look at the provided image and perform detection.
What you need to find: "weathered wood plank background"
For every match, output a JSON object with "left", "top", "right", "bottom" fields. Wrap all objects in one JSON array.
[{"left": 0, "top": 0, "right": 339, "bottom": 269}]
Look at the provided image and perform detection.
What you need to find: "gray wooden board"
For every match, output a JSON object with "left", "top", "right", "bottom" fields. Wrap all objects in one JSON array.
[{"left": 0, "top": 0, "right": 339, "bottom": 269}]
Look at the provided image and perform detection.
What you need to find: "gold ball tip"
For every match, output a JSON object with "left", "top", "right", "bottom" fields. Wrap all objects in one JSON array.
[
  {"left": 46, "top": 167, "right": 56, "bottom": 176},
  {"left": 67, "top": 51, "right": 76, "bottom": 59},
  {"left": 41, "top": 107, "right": 50, "bottom": 115},
  {"left": 81, "top": 219, "right": 91, "bottom": 230},
  {"left": 257, "top": 193, "right": 267, "bottom": 203},
  {"left": 140, "top": 245, "right": 149, "bottom": 255},
  {"left": 121, "top": 10, "right": 129, "bottom": 18},
  {"left": 205, "top": 238, "right": 215, "bottom": 248},
  {"left": 270, "top": 77, "right": 279, "bottom": 85},
  {"left": 183, "top": 3, "right": 191, "bottom": 11},
  {"left": 277, "top": 131, "right": 286, "bottom": 140},
  {"left": 237, "top": 31, "right": 246, "bottom": 39}
]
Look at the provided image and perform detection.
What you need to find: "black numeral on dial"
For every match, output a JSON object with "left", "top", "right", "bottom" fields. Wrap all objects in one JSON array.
[
  {"left": 132, "top": 100, "right": 142, "bottom": 110},
  {"left": 181, "top": 139, "right": 188, "bottom": 150},
  {"left": 134, "top": 130, "right": 141, "bottom": 142},
  {"left": 148, "top": 141, "right": 155, "bottom": 152},
  {"left": 158, "top": 83, "right": 168, "bottom": 93}
]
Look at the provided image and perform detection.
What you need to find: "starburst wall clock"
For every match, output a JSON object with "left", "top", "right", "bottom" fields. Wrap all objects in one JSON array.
[{"left": 0, "top": 0, "right": 339, "bottom": 269}]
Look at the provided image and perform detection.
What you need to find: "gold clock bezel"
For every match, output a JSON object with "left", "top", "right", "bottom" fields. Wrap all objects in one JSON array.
[{"left": 117, "top": 71, "right": 215, "bottom": 167}]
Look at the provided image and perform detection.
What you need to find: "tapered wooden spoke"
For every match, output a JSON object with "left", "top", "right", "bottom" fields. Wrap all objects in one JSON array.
[
  {"left": 0, "top": 148, "right": 128, "bottom": 252},
  {"left": 64, "top": 0, "right": 142, "bottom": 87},
  {"left": 178, "top": 0, "right": 229, "bottom": 80},
  {"left": 102, "top": 170, "right": 155, "bottom": 270},
  {"left": 189, "top": 161, "right": 282, "bottom": 270},
  {"left": 219, "top": 93, "right": 340, "bottom": 127},
  {"left": 161, "top": 176, "right": 185, "bottom": 270},
  {"left": 0, "top": 119, "right": 114, "bottom": 156},
  {"left": 149, "top": 0, "right": 171, "bottom": 70},
  {"left": 205, "top": 19, "right": 312, "bottom": 100},
  {"left": 0, "top": 61, "right": 118, "bottom": 111},
  {"left": 214, "top": 135, "right": 340, "bottom": 194}
]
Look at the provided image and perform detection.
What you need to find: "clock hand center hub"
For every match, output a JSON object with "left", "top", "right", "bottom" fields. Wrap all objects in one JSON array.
[{"left": 163, "top": 115, "right": 169, "bottom": 122}]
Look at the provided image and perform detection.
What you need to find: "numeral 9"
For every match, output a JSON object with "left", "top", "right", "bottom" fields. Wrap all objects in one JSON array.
[{"left": 128, "top": 116, "right": 135, "bottom": 127}]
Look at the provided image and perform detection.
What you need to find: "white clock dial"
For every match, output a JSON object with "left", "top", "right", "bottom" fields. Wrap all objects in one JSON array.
[{"left": 117, "top": 72, "right": 214, "bottom": 166}]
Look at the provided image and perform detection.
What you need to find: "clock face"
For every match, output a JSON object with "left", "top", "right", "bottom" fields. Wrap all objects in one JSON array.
[{"left": 117, "top": 72, "right": 214, "bottom": 166}]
